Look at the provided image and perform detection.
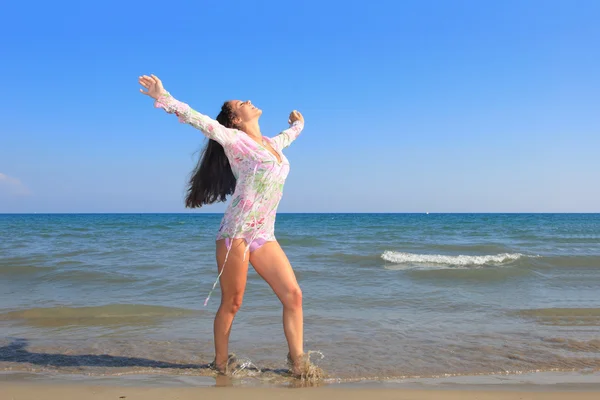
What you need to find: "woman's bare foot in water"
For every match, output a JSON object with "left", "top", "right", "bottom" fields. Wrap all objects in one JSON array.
[
  {"left": 209, "top": 353, "right": 238, "bottom": 375},
  {"left": 287, "top": 352, "right": 324, "bottom": 383}
]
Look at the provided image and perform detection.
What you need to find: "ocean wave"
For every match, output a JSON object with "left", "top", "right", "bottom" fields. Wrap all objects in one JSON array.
[
  {"left": 0, "top": 304, "right": 204, "bottom": 327},
  {"left": 515, "top": 308, "right": 600, "bottom": 326},
  {"left": 381, "top": 251, "right": 529, "bottom": 269}
]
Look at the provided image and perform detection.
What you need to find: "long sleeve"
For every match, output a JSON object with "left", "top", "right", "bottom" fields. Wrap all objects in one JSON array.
[
  {"left": 270, "top": 121, "right": 304, "bottom": 150},
  {"left": 154, "top": 92, "right": 239, "bottom": 147}
]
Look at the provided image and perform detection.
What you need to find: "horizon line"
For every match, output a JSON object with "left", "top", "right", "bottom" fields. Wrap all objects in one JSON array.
[{"left": 1, "top": 212, "right": 599, "bottom": 215}]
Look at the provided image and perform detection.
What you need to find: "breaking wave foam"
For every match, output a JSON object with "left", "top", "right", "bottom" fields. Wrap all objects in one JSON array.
[{"left": 381, "top": 251, "right": 528, "bottom": 269}]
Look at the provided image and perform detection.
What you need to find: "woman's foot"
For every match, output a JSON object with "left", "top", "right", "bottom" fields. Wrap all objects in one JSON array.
[
  {"left": 286, "top": 352, "right": 324, "bottom": 382},
  {"left": 209, "top": 353, "right": 238, "bottom": 375}
]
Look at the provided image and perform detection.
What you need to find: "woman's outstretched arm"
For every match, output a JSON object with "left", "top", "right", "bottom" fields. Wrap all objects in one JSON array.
[
  {"left": 139, "top": 74, "right": 238, "bottom": 147},
  {"left": 271, "top": 110, "right": 305, "bottom": 150}
]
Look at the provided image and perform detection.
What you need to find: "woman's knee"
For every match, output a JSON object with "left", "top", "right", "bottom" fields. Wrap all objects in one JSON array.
[
  {"left": 282, "top": 285, "right": 302, "bottom": 310},
  {"left": 220, "top": 292, "right": 244, "bottom": 314}
]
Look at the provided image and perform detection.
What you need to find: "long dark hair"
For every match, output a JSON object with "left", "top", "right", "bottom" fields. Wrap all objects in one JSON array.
[{"left": 185, "top": 102, "right": 237, "bottom": 208}]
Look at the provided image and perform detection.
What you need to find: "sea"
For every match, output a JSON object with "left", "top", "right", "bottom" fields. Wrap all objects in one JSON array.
[{"left": 1, "top": 213, "right": 599, "bottom": 387}]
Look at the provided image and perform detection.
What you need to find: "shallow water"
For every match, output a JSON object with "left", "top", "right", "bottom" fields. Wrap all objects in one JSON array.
[{"left": 1, "top": 213, "right": 599, "bottom": 384}]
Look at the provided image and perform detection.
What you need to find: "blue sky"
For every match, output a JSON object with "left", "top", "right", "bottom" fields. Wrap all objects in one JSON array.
[{"left": 1, "top": 0, "right": 598, "bottom": 213}]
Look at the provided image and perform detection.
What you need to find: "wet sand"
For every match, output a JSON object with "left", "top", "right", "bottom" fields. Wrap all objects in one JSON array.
[{"left": 2, "top": 383, "right": 600, "bottom": 400}]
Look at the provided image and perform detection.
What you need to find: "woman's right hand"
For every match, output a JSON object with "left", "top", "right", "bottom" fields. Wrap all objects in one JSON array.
[
  {"left": 138, "top": 74, "right": 165, "bottom": 100},
  {"left": 288, "top": 110, "right": 304, "bottom": 125}
]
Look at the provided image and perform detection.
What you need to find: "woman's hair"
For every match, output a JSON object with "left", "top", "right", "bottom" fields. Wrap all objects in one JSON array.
[{"left": 185, "top": 102, "right": 237, "bottom": 208}]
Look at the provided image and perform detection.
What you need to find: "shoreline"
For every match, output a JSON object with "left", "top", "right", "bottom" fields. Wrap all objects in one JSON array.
[
  {"left": 2, "top": 369, "right": 600, "bottom": 400},
  {"left": 2, "top": 370, "right": 600, "bottom": 388},
  {"left": 2, "top": 383, "right": 600, "bottom": 400}
]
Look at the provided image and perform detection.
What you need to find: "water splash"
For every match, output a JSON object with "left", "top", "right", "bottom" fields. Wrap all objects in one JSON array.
[
  {"left": 287, "top": 350, "right": 325, "bottom": 385},
  {"left": 231, "top": 357, "right": 261, "bottom": 377}
]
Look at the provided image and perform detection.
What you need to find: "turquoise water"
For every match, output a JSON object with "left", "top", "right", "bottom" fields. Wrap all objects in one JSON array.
[{"left": 1, "top": 213, "right": 599, "bottom": 385}]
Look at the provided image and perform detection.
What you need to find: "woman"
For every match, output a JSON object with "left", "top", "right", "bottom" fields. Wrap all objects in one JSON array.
[{"left": 138, "top": 74, "right": 314, "bottom": 378}]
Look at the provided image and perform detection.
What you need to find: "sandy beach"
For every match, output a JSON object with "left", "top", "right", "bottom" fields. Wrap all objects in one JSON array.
[{"left": 2, "top": 383, "right": 600, "bottom": 400}]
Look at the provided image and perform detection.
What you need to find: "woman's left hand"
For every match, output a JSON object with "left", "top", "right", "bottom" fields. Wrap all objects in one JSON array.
[
  {"left": 138, "top": 74, "right": 166, "bottom": 100},
  {"left": 288, "top": 110, "right": 304, "bottom": 125}
]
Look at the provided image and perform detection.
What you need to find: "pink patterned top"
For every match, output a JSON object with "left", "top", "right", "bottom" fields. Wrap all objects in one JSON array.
[{"left": 154, "top": 92, "right": 303, "bottom": 248}]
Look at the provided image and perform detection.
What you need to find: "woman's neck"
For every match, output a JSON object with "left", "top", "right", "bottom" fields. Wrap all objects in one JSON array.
[{"left": 241, "top": 120, "right": 262, "bottom": 142}]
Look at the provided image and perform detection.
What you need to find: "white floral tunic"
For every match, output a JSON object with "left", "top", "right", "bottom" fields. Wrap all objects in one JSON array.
[{"left": 154, "top": 92, "right": 303, "bottom": 249}]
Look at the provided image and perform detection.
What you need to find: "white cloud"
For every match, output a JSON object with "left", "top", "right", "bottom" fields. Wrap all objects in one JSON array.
[{"left": 0, "top": 173, "right": 31, "bottom": 196}]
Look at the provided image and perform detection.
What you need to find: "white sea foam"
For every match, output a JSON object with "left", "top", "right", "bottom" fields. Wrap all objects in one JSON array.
[{"left": 381, "top": 251, "right": 527, "bottom": 270}]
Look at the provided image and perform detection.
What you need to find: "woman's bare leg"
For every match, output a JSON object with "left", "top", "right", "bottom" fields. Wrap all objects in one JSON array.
[
  {"left": 213, "top": 238, "right": 249, "bottom": 371},
  {"left": 249, "top": 241, "right": 304, "bottom": 363}
]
